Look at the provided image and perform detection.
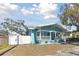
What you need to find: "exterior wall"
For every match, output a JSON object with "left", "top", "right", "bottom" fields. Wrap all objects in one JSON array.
[
  {"left": 36, "top": 31, "right": 59, "bottom": 44},
  {"left": 0, "top": 36, "right": 8, "bottom": 45},
  {"left": 31, "top": 29, "right": 64, "bottom": 44},
  {"left": 30, "top": 24, "right": 66, "bottom": 44},
  {"left": 9, "top": 35, "right": 17, "bottom": 45},
  {"left": 19, "top": 36, "right": 31, "bottom": 44},
  {"left": 9, "top": 35, "right": 31, "bottom": 45},
  {"left": 31, "top": 30, "right": 37, "bottom": 44}
]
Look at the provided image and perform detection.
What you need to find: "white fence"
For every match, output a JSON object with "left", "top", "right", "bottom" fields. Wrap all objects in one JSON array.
[{"left": 9, "top": 35, "right": 31, "bottom": 45}]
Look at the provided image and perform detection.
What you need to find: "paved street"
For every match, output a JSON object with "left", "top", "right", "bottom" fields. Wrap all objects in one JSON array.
[{"left": 2, "top": 44, "right": 76, "bottom": 56}]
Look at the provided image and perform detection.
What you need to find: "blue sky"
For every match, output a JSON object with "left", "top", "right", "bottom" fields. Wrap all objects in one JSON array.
[{"left": 0, "top": 3, "right": 61, "bottom": 26}]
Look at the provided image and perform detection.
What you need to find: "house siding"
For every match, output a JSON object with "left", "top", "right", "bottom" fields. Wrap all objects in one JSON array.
[
  {"left": 0, "top": 36, "right": 8, "bottom": 45},
  {"left": 30, "top": 24, "right": 66, "bottom": 44}
]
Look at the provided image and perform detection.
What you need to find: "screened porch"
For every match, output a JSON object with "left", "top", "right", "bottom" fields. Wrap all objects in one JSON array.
[{"left": 36, "top": 30, "right": 61, "bottom": 43}]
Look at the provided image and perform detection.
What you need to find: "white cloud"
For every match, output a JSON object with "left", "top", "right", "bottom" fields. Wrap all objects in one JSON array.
[
  {"left": 30, "top": 8, "right": 36, "bottom": 11},
  {"left": 0, "top": 3, "right": 35, "bottom": 20},
  {"left": 6, "top": 4, "right": 18, "bottom": 10},
  {"left": 44, "top": 16, "right": 50, "bottom": 19},
  {"left": 0, "top": 3, "right": 20, "bottom": 22},
  {"left": 29, "top": 3, "right": 58, "bottom": 17},
  {"left": 32, "top": 4, "right": 38, "bottom": 7},
  {"left": 9, "top": 4, "right": 19, "bottom": 10},
  {"left": 30, "top": 3, "right": 58, "bottom": 19},
  {"left": 21, "top": 8, "right": 33, "bottom": 15},
  {"left": 0, "top": 3, "right": 19, "bottom": 10},
  {"left": 35, "top": 12, "right": 40, "bottom": 14},
  {"left": 39, "top": 3, "right": 57, "bottom": 14},
  {"left": 30, "top": 3, "right": 58, "bottom": 18},
  {"left": 0, "top": 3, "right": 19, "bottom": 14},
  {"left": 44, "top": 15, "right": 57, "bottom": 19},
  {"left": 0, "top": 3, "right": 58, "bottom": 21},
  {"left": 0, "top": 4, "right": 9, "bottom": 14},
  {"left": 0, "top": 3, "right": 33, "bottom": 17},
  {"left": 38, "top": 3, "right": 57, "bottom": 19}
]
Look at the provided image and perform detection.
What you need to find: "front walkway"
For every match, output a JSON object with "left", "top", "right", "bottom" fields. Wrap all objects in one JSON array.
[{"left": 2, "top": 44, "right": 77, "bottom": 56}]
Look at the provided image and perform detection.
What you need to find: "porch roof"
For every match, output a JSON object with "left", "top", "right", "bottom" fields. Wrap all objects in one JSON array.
[{"left": 29, "top": 24, "right": 67, "bottom": 32}]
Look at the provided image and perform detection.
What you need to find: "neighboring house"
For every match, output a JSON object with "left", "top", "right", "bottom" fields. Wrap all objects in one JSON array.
[
  {"left": 0, "top": 26, "right": 8, "bottom": 45},
  {"left": 0, "top": 35, "right": 8, "bottom": 45},
  {"left": 66, "top": 25, "right": 77, "bottom": 32}
]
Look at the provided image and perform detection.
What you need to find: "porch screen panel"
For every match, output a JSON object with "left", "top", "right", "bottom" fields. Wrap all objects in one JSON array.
[
  {"left": 41, "top": 31, "right": 50, "bottom": 40},
  {"left": 36, "top": 32, "right": 40, "bottom": 40},
  {"left": 36, "top": 31, "right": 50, "bottom": 40}
]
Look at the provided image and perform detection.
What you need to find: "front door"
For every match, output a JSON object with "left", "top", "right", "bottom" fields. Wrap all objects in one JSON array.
[{"left": 51, "top": 32, "right": 55, "bottom": 40}]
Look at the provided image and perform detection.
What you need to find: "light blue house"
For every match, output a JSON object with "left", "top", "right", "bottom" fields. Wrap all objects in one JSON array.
[{"left": 29, "top": 24, "right": 67, "bottom": 44}]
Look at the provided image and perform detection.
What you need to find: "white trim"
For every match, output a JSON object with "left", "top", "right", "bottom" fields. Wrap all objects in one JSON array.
[
  {"left": 55, "top": 32, "right": 57, "bottom": 39},
  {"left": 37, "top": 30, "right": 57, "bottom": 32},
  {"left": 40, "top": 29, "right": 41, "bottom": 40},
  {"left": 50, "top": 32, "right": 51, "bottom": 40}
]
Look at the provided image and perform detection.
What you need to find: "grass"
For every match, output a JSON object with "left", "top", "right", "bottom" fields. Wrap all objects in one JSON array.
[
  {"left": 0, "top": 44, "right": 9, "bottom": 50},
  {"left": 0, "top": 44, "right": 15, "bottom": 55}
]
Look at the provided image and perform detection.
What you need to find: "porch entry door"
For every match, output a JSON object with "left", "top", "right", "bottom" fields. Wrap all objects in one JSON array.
[{"left": 51, "top": 32, "right": 55, "bottom": 40}]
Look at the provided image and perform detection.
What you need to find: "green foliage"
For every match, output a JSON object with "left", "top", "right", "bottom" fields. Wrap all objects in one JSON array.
[
  {"left": 0, "top": 30, "right": 8, "bottom": 36},
  {"left": 59, "top": 4, "right": 79, "bottom": 31},
  {"left": 59, "top": 3, "right": 79, "bottom": 26},
  {"left": 69, "top": 31, "right": 79, "bottom": 38},
  {"left": 1, "top": 18, "right": 28, "bottom": 35}
]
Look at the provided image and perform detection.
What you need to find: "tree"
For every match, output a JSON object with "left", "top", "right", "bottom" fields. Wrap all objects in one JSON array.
[
  {"left": 59, "top": 3, "right": 79, "bottom": 31},
  {"left": 1, "top": 18, "right": 28, "bottom": 35}
]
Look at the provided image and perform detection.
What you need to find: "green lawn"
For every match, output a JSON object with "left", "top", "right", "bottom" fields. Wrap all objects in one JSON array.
[
  {"left": 0, "top": 44, "right": 15, "bottom": 55},
  {"left": 0, "top": 44, "right": 8, "bottom": 50}
]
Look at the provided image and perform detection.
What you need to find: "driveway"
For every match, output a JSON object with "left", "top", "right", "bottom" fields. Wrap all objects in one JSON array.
[{"left": 2, "top": 44, "right": 75, "bottom": 56}]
